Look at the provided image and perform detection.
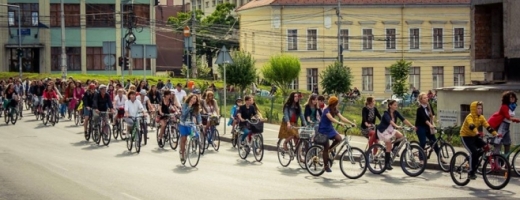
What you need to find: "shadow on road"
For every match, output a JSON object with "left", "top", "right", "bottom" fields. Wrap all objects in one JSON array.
[
  {"left": 451, "top": 185, "right": 516, "bottom": 198},
  {"left": 304, "top": 176, "right": 369, "bottom": 188},
  {"left": 24, "top": 119, "right": 40, "bottom": 122},
  {"left": 369, "top": 173, "right": 422, "bottom": 185},
  {"left": 81, "top": 144, "right": 107, "bottom": 151},
  {"left": 70, "top": 140, "right": 90, "bottom": 146},
  {"left": 234, "top": 159, "right": 263, "bottom": 166},
  {"left": 276, "top": 167, "right": 307, "bottom": 177},
  {"left": 115, "top": 151, "right": 137, "bottom": 157},
  {"left": 34, "top": 124, "right": 49, "bottom": 129},
  {"left": 152, "top": 148, "right": 172, "bottom": 154},
  {"left": 172, "top": 165, "right": 198, "bottom": 174},
  {"left": 65, "top": 125, "right": 79, "bottom": 128},
  {"left": 421, "top": 170, "right": 444, "bottom": 181}
]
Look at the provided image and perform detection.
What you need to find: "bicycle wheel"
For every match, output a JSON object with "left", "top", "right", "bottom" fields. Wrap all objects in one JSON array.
[
  {"left": 512, "top": 150, "right": 520, "bottom": 176},
  {"left": 170, "top": 127, "right": 179, "bottom": 150},
  {"left": 305, "top": 145, "right": 325, "bottom": 176},
  {"left": 10, "top": 109, "right": 18, "bottom": 125},
  {"left": 85, "top": 121, "right": 91, "bottom": 141},
  {"left": 366, "top": 144, "right": 386, "bottom": 174},
  {"left": 237, "top": 133, "right": 248, "bottom": 159},
  {"left": 438, "top": 143, "right": 455, "bottom": 172},
  {"left": 4, "top": 110, "right": 8, "bottom": 125},
  {"left": 340, "top": 147, "right": 368, "bottom": 179},
  {"left": 211, "top": 129, "right": 220, "bottom": 151},
  {"left": 120, "top": 123, "right": 128, "bottom": 140},
  {"left": 400, "top": 145, "right": 427, "bottom": 177},
  {"left": 93, "top": 124, "right": 101, "bottom": 145},
  {"left": 199, "top": 129, "right": 206, "bottom": 155},
  {"left": 181, "top": 139, "right": 188, "bottom": 165},
  {"left": 482, "top": 154, "right": 511, "bottom": 190},
  {"left": 253, "top": 134, "right": 264, "bottom": 162},
  {"left": 50, "top": 110, "right": 56, "bottom": 126},
  {"left": 156, "top": 126, "right": 165, "bottom": 148},
  {"left": 449, "top": 151, "right": 470, "bottom": 186},
  {"left": 296, "top": 139, "right": 311, "bottom": 169},
  {"left": 43, "top": 111, "right": 49, "bottom": 126},
  {"left": 135, "top": 129, "right": 142, "bottom": 153},
  {"left": 25, "top": 100, "right": 30, "bottom": 110},
  {"left": 74, "top": 111, "right": 80, "bottom": 126},
  {"left": 231, "top": 129, "right": 238, "bottom": 148},
  {"left": 276, "top": 138, "right": 293, "bottom": 167},
  {"left": 102, "top": 124, "right": 112, "bottom": 146},
  {"left": 188, "top": 138, "right": 201, "bottom": 167},
  {"left": 126, "top": 128, "right": 134, "bottom": 151},
  {"left": 35, "top": 109, "right": 40, "bottom": 120}
]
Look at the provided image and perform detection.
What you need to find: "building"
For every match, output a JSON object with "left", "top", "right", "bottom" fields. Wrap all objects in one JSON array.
[
  {"left": 174, "top": 0, "right": 250, "bottom": 15},
  {"left": 237, "top": 0, "right": 485, "bottom": 97},
  {"left": 155, "top": 0, "right": 184, "bottom": 72},
  {"left": 0, "top": 0, "right": 156, "bottom": 75}
]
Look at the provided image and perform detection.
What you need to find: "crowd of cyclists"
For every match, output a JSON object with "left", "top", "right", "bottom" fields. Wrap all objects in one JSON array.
[{"left": 0, "top": 75, "right": 518, "bottom": 190}]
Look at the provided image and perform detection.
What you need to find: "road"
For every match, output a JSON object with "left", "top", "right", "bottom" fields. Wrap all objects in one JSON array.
[{"left": 0, "top": 113, "right": 519, "bottom": 200}]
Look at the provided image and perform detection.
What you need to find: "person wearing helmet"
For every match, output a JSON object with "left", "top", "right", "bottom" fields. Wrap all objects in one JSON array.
[
  {"left": 228, "top": 97, "right": 243, "bottom": 127},
  {"left": 82, "top": 83, "right": 97, "bottom": 136},
  {"left": 92, "top": 84, "right": 115, "bottom": 140}
]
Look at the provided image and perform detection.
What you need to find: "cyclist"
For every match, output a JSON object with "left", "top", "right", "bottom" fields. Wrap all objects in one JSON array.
[
  {"left": 376, "top": 99, "right": 415, "bottom": 171},
  {"left": 460, "top": 101, "right": 499, "bottom": 180},
  {"left": 228, "top": 97, "right": 243, "bottom": 127},
  {"left": 42, "top": 84, "right": 58, "bottom": 116},
  {"left": 318, "top": 96, "right": 356, "bottom": 172},
  {"left": 92, "top": 84, "right": 115, "bottom": 139},
  {"left": 488, "top": 91, "right": 520, "bottom": 158},
  {"left": 304, "top": 95, "right": 322, "bottom": 131},
  {"left": 361, "top": 97, "right": 381, "bottom": 155},
  {"left": 82, "top": 84, "right": 97, "bottom": 136},
  {"left": 278, "top": 92, "right": 307, "bottom": 151},
  {"left": 237, "top": 95, "right": 259, "bottom": 145},
  {"left": 201, "top": 91, "right": 220, "bottom": 132},
  {"left": 13, "top": 79, "right": 24, "bottom": 118},
  {"left": 114, "top": 88, "right": 127, "bottom": 127},
  {"left": 178, "top": 94, "right": 202, "bottom": 162},
  {"left": 157, "top": 90, "right": 175, "bottom": 146},
  {"left": 124, "top": 90, "right": 147, "bottom": 137},
  {"left": 139, "top": 89, "right": 153, "bottom": 139},
  {"left": 31, "top": 80, "right": 45, "bottom": 114},
  {"left": 416, "top": 93, "right": 444, "bottom": 163},
  {"left": 3, "top": 84, "right": 19, "bottom": 117}
]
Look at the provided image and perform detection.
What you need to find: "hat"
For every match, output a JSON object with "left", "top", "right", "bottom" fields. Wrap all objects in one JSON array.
[
  {"left": 192, "top": 89, "right": 201, "bottom": 94},
  {"left": 89, "top": 83, "right": 96, "bottom": 89},
  {"left": 328, "top": 96, "right": 339, "bottom": 105},
  {"left": 140, "top": 89, "right": 147, "bottom": 95},
  {"left": 99, "top": 84, "right": 107, "bottom": 89}
]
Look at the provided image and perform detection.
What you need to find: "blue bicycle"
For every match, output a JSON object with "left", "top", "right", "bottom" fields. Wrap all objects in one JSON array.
[{"left": 203, "top": 115, "right": 221, "bottom": 151}]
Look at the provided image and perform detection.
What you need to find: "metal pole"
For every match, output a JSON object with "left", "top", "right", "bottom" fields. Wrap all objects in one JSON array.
[
  {"left": 121, "top": 2, "right": 125, "bottom": 86},
  {"left": 337, "top": 0, "right": 341, "bottom": 66},
  {"left": 143, "top": 45, "right": 146, "bottom": 80},
  {"left": 17, "top": 6, "right": 22, "bottom": 79},
  {"left": 223, "top": 61, "right": 226, "bottom": 136},
  {"left": 60, "top": 0, "right": 67, "bottom": 81},
  {"left": 191, "top": 0, "right": 197, "bottom": 78},
  {"left": 186, "top": 53, "right": 190, "bottom": 81}
]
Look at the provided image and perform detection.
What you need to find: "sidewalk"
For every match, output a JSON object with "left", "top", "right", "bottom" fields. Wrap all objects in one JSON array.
[{"left": 214, "top": 119, "right": 467, "bottom": 171}]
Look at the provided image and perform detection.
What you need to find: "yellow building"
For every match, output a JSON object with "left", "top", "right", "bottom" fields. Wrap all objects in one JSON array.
[{"left": 237, "top": 0, "right": 484, "bottom": 97}]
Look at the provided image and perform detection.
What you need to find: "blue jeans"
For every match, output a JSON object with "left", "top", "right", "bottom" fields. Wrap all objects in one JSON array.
[
  {"left": 60, "top": 103, "right": 67, "bottom": 115},
  {"left": 416, "top": 126, "right": 439, "bottom": 160},
  {"left": 240, "top": 127, "right": 250, "bottom": 142}
]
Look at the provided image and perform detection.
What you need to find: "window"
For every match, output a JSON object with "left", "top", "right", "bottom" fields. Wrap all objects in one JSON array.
[
  {"left": 307, "top": 68, "right": 318, "bottom": 91},
  {"left": 51, "top": 47, "right": 81, "bottom": 71},
  {"left": 432, "top": 66, "right": 444, "bottom": 88},
  {"left": 433, "top": 28, "right": 443, "bottom": 49},
  {"left": 8, "top": 3, "right": 39, "bottom": 27},
  {"left": 386, "top": 29, "right": 396, "bottom": 49},
  {"left": 362, "top": 67, "right": 373, "bottom": 91},
  {"left": 307, "top": 29, "right": 317, "bottom": 50},
  {"left": 287, "top": 29, "right": 298, "bottom": 51},
  {"left": 86, "top": 47, "right": 104, "bottom": 70},
  {"left": 410, "top": 28, "right": 420, "bottom": 49},
  {"left": 460, "top": 104, "right": 470, "bottom": 124},
  {"left": 362, "top": 29, "right": 373, "bottom": 50},
  {"left": 340, "top": 29, "right": 349, "bottom": 50},
  {"left": 409, "top": 67, "right": 420, "bottom": 89},
  {"left": 212, "top": 0, "right": 216, "bottom": 6},
  {"left": 454, "top": 28, "right": 464, "bottom": 49},
  {"left": 50, "top": 4, "right": 80, "bottom": 27},
  {"left": 132, "top": 58, "right": 151, "bottom": 70},
  {"left": 454, "top": 66, "right": 465, "bottom": 86},
  {"left": 288, "top": 77, "right": 299, "bottom": 90},
  {"left": 205, "top": 1, "right": 209, "bottom": 8},
  {"left": 385, "top": 68, "right": 392, "bottom": 91},
  {"left": 123, "top": 5, "right": 150, "bottom": 27},
  {"left": 86, "top": 4, "right": 115, "bottom": 27}
]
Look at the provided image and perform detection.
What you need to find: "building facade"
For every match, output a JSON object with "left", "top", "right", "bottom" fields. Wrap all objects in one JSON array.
[
  {"left": 237, "top": 0, "right": 485, "bottom": 97},
  {"left": 173, "top": 0, "right": 250, "bottom": 15},
  {"left": 0, "top": 0, "right": 156, "bottom": 75}
]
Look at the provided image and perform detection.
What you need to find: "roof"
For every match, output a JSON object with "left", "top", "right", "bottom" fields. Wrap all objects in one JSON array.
[
  {"left": 437, "top": 83, "right": 520, "bottom": 92},
  {"left": 237, "top": 0, "right": 471, "bottom": 11}
]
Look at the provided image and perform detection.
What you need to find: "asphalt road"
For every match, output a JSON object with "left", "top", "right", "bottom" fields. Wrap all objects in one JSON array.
[{"left": 0, "top": 113, "right": 519, "bottom": 200}]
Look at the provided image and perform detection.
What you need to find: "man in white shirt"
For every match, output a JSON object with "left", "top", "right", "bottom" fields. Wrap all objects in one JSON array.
[
  {"left": 124, "top": 91, "right": 146, "bottom": 136},
  {"left": 173, "top": 83, "right": 187, "bottom": 105}
]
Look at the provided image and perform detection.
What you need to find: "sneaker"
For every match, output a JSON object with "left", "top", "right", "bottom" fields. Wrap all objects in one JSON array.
[
  {"left": 158, "top": 140, "right": 163, "bottom": 146},
  {"left": 469, "top": 173, "right": 477, "bottom": 180},
  {"left": 325, "top": 166, "right": 332, "bottom": 173}
]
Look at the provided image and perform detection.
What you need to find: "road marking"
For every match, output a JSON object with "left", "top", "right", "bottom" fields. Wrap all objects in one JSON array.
[
  {"left": 49, "top": 163, "right": 69, "bottom": 171},
  {"left": 121, "top": 192, "right": 142, "bottom": 200}
]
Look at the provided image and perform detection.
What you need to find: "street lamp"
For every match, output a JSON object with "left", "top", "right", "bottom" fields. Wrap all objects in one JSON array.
[
  {"left": 1, "top": 4, "right": 22, "bottom": 79},
  {"left": 125, "top": 33, "right": 136, "bottom": 46}
]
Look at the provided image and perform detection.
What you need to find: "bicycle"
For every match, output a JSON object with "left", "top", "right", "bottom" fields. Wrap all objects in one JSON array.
[
  {"left": 305, "top": 125, "right": 368, "bottom": 179},
  {"left": 409, "top": 126, "right": 456, "bottom": 172},
  {"left": 366, "top": 126, "right": 427, "bottom": 177},
  {"left": 127, "top": 112, "right": 146, "bottom": 154},
  {"left": 181, "top": 122, "right": 202, "bottom": 167},
  {"left": 230, "top": 122, "right": 241, "bottom": 148},
  {"left": 202, "top": 115, "right": 221, "bottom": 151},
  {"left": 149, "top": 104, "right": 159, "bottom": 130},
  {"left": 502, "top": 143, "right": 520, "bottom": 176},
  {"left": 92, "top": 111, "right": 113, "bottom": 146},
  {"left": 450, "top": 134, "right": 511, "bottom": 190},
  {"left": 43, "top": 99, "right": 59, "bottom": 126},
  {"left": 237, "top": 119, "right": 264, "bottom": 162},
  {"left": 3, "top": 101, "right": 19, "bottom": 125},
  {"left": 277, "top": 123, "right": 315, "bottom": 169},
  {"left": 156, "top": 113, "right": 180, "bottom": 150},
  {"left": 112, "top": 107, "right": 125, "bottom": 140},
  {"left": 24, "top": 95, "right": 32, "bottom": 111}
]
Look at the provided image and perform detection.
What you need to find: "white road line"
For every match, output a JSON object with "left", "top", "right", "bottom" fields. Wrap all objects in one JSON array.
[
  {"left": 121, "top": 192, "right": 142, "bottom": 200},
  {"left": 49, "top": 163, "right": 69, "bottom": 171}
]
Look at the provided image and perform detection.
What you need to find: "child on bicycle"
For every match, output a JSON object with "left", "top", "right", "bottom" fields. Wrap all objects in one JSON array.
[
  {"left": 487, "top": 91, "right": 520, "bottom": 157},
  {"left": 228, "top": 97, "right": 243, "bottom": 129},
  {"left": 460, "top": 101, "right": 500, "bottom": 180}
]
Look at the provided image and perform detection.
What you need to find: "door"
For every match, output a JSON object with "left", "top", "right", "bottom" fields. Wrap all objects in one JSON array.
[{"left": 9, "top": 48, "right": 40, "bottom": 73}]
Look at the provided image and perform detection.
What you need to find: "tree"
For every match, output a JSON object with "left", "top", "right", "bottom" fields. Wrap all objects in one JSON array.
[
  {"left": 320, "top": 61, "right": 353, "bottom": 96},
  {"left": 389, "top": 59, "right": 412, "bottom": 98},
  {"left": 261, "top": 54, "right": 301, "bottom": 96},
  {"left": 218, "top": 51, "right": 257, "bottom": 97}
]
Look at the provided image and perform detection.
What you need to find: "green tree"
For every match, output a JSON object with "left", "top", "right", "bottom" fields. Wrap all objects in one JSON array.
[
  {"left": 218, "top": 51, "right": 257, "bottom": 97},
  {"left": 261, "top": 54, "right": 301, "bottom": 96},
  {"left": 389, "top": 59, "right": 412, "bottom": 98},
  {"left": 320, "top": 61, "right": 353, "bottom": 96}
]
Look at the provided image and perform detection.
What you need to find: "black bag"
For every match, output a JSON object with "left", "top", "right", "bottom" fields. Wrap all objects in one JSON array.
[
  {"left": 250, "top": 121, "right": 264, "bottom": 133},
  {"left": 314, "top": 132, "right": 328, "bottom": 144}
]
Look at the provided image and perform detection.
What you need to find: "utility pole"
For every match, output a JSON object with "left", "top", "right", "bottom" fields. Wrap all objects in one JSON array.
[
  {"left": 121, "top": 1, "right": 125, "bottom": 85},
  {"left": 60, "top": 0, "right": 67, "bottom": 80},
  {"left": 191, "top": 0, "right": 197, "bottom": 78},
  {"left": 337, "top": 0, "right": 342, "bottom": 66}
]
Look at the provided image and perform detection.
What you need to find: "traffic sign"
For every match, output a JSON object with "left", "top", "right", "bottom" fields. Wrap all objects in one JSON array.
[
  {"left": 183, "top": 26, "right": 190, "bottom": 37},
  {"left": 104, "top": 55, "right": 116, "bottom": 66}
]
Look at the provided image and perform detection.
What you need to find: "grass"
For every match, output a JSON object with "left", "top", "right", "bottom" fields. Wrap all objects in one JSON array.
[{"left": 1, "top": 72, "right": 463, "bottom": 147}]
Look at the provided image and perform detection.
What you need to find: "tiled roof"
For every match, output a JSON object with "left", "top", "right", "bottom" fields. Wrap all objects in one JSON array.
[{"left": 237, "top": 0, "right": 471, "bottom": 11}]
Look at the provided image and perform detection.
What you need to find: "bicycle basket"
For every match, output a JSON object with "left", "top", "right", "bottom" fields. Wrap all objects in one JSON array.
[
  {"left": 314, "top": 132, "right": 328, "bottom": 144},
  {"left": 299, "top": 128, "right": 314, "bottom": 139},
  {"left": 210, "top": 116, "right": 220, "bottom": 126},
  {"left": 250, "top": 121, "right": 264, "bottom": 133}
]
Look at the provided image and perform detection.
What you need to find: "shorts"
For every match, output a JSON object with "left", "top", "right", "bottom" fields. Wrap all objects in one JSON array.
[
  {"left": 179, "top": 124, "right": 192, "bottom": 137},
  {"left": 496, "top": 122, "right": 512, "bottom": 145},
  {"left": 33, "top": 96, "right": 43, "bottom": 106},
  {"left": 377, "top": 126, "right": 396, "bottom": 143},
  {"left": 117, "top": 108, "right": 125, "bottom": 119},
  {"left": 83, "top": 108, "right": 92, "bottom": 117}
]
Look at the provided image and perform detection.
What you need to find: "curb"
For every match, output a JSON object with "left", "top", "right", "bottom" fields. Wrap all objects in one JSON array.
[{"left": 219, "top": 135, "right": 519, "bottom": 177}]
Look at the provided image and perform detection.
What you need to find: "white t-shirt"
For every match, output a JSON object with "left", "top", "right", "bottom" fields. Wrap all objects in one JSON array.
[
  {"left": 505, "top": 109, "right": 515, "bottom": 123},
  {"left": 125, "top": 99, "right": 144, "bottom": 117},
  {"left": 174, "top": 89, "right": 187, "bottom": 105},
  {"left": 114, "top": 95, "right": 127, "bottom": 108},
  {"left": 139, "top": 95, "right": 149, "bottom": 109}
]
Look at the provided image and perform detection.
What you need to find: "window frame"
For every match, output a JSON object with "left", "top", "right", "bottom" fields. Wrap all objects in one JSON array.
[
  {"left": 362, "top": 67, "right": 374, "bottom": 91},
  {"left": 287, "top": 29, "right": 298, "bottom": 51},
  {"left": 453, "top": 66, "right": 465, "bottom": 86},
  {"left": 50, "top": 4, "right": 81, "bottom": 27},
  {"left": 386, "top": 28, "right": 396, "bottom": 50},
  {"left": 86, "top": 4, "right": 116, "bottom": 27},
  {"left": 8, "top": 3, "right": 39, "bottom": 27},
  {"left": 306, "top": 68, "right": 318, "bottom": 91},
  {"left": 432, "top": 66, "right": 444, "bottom": 88},
  {"left": 288, "top": 77, "right": 299, "bottom": 90},
  {"left": 433, "top": 28, "right": 444, "bottom": 50},
  {"left": 409, "top": 28, "right": 420, "bottom": 50},
  {"left": 409, "top": 67, "right": 421, "bottom": 89},
  {"left": 306, "top": 29, "right": 317, "bottom": 51},
  {"left": 51, "top": 47, "right": 82, "bottom": 71},
  {"left": 453, "top": 27, "right": 465, "bottom": 49},
  {"left": 385, "top": 67, "right": 392, "bottom": 91},
  {"left": 340, "top": 29, "right": 349, "bottom": 51},
  {"left": 362, "top": 29, "right": 373, "bottom": 50}
]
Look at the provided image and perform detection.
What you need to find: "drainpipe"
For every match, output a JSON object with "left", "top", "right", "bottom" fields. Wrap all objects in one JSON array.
[
  {"left": 280, "top": 6, "right": 284, "bottom": 52},
  {"left": 401, "top": 5, "right": 404, "bottom": 60}
]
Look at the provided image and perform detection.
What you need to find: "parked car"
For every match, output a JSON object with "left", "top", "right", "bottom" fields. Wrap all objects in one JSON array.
[{"left": 381, "top": 93, "right": 416, "bottom": 107}]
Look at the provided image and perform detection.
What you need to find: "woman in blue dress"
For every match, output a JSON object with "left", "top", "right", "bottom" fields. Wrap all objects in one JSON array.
[{"left": 318, "top": 96, "right": 356, "bottom": 172}]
